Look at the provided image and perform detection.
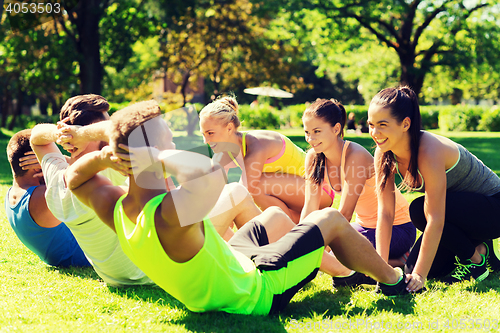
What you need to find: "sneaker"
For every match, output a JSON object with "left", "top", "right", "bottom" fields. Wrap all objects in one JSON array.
[
  {"left": 332, "top": 271, "right": 376, "bottom": 287},
  {"left": 376, "top": 267, "right": 409, "bottom": 297},
  {"left": 483, "top": 239, "right": 500, "bottom": 273},
  {"left": 443, "top": 254, "right": 489, "bottom": 284}
]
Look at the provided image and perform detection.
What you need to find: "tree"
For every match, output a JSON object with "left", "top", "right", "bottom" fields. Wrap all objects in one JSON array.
[
  {"left": 275, "top": 0, "right": 496, "bottom": 98},
  {"left": 54, "top": 0, "right": 157, "bottom": 95},
  {"left": 159, "top": 0, "right": 307, "bottom": 135}
]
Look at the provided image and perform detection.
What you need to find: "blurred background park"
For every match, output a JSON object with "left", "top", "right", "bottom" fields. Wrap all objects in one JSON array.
[{"left": 1, "top": 0, "right": 500, "bottom": 134}]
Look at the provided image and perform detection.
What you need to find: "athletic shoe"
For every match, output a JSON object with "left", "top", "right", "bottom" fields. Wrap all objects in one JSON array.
[
  {"left": 332, "top": 271, "right": 376, "bottom": 287},
  {"left": 483, "top": 239, "right": 500, "bottom": 273},
  {"left": 443, "top": 254, "right": 489, "bottom": 284},
  {"left": 376, "top": 267, "right": 410, "bottom": 297}
]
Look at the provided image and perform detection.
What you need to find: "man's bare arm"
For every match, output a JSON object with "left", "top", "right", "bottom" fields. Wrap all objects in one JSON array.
[{"left": 30, "top": 124, "right": 63, "bottom": 163}]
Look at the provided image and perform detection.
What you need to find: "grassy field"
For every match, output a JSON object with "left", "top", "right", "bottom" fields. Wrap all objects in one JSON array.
[{"left": 1, "top": 128, "right": 500, "bottom": 332}]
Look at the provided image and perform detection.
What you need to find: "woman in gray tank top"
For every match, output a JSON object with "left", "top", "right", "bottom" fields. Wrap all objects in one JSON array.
[{"left": 368, "top": 86, "right": 500, "bottom": 293}]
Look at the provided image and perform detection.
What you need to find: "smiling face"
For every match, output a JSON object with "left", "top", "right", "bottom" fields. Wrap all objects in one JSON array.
[
  {"left": 302, "top": 115, "right": 340, "bottom": 153},
  {"left": 367, "top": 104, "right": 410, "bottom": 152},
  {"left": 199, "top": 115, "right": 234, "bottom": 153}
]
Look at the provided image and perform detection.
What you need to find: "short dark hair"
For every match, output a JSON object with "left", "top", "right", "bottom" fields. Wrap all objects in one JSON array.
[
  {"left": 109, "top": 100, "right": 162, "bottom": 153},
  {"left": 60, "top": 94, "right": 109, "bottom": 126},
  {"left": 7, "top": 129, "right": 32, "bottom": 178}
]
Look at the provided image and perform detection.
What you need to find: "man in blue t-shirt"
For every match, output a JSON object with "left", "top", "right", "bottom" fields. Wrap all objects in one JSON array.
[{"left": 4, "top": 129, "right": 90, "bottom": 267}]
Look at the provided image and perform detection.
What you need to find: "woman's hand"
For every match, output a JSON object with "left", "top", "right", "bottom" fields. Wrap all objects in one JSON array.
[{"left": 405, "top": 272, "right": 426, "bottom": 293}]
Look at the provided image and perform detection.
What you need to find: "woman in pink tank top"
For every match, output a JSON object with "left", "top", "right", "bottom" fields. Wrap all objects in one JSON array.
[{"left": 301, "top": 98, "right": 415, "bottom": 287}]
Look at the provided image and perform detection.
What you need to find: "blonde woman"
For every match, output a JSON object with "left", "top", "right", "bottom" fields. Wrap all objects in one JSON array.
[{"left": 199, "top": 96, "right": 332, "bottom": 223}]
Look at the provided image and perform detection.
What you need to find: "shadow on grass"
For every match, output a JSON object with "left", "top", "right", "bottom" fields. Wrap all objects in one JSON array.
[
  {"left": 109, "top": 285, "right": 288, "bottom": 333},
  {"left": 285, "top": 284, "right": 417, "bottom": 319},
  {"left": 105, "top": 277, "right": 421, "bottom": 333},
  {"left": 454, "top": 272, "right": 500, "bottom": 294},
  {"left": 46, "top": 265, "right": 102, "bottom": 281}
]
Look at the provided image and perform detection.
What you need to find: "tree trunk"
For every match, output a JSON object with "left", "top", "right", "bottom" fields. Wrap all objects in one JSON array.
[
  {"left": 39, "top": 97, "right": 49, "bottom": 115},
  {"left": 76, "top": 0, "right": 104, "bottom": 94},
  {"left": 0, "top": 0, "right": 4, "bottom": 21},
  {"left": 8, "top": 87, "right": 23, "bottom": 130},
  {"left": 185, "top": 104, "right": 201, "bottom": 137},
  {"left": 1, "top": 90, "right": 11, "bottom": 128},
  {"left": 0, "top": 93, "right": 4, "bottom": 128},
  {"left": 180, "top": 71, "right": 191, "bottom": 107},
  {"left": 48, "top": 95, "right": 59, "bottom": 116}
]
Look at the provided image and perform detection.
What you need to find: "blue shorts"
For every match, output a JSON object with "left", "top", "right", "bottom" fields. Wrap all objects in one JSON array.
[{"left": 350, "top": 222, "right": 416, "bottom": 259}]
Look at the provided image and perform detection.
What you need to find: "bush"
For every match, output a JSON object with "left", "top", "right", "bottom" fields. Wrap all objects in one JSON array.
[
  {"left": 108, "top": 102, "right": 132, "bottom": 115},
  {"left": 478, "top": 106, "right": 500, "bottom": 132},
  {"left": 282, "top": 104, "right": 307, "bottom": 128},
  {"left": 420, "top": 106, "right": 439, "bottom": 129},
  {"left": 238, "top": 104, "right": 282, "bottom": 129},
  {"left": 438, "top": 105, "right": 485, "bottom": 131},
  {"left": 8, "top": 114, "right": 59, "bottom": 131}
]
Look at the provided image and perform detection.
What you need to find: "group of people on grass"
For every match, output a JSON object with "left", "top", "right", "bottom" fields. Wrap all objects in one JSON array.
[{"left": 4, "top": 86, "right": 500, "bottom": 315}]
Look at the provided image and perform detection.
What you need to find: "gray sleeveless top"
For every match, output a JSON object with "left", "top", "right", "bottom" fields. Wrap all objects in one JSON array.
[{"left": 396, "top": 144, "right": 500, "bottom": 196}]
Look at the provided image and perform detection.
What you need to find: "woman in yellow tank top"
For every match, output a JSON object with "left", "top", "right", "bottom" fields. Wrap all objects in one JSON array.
[
  {"left": 301, "top": 98, "right": 416, "bottom": 286},
  {"left": 199, "top": 96, "right": 332, "bottom": 223}
]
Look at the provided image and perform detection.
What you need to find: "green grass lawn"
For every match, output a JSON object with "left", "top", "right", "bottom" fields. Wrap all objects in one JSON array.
[{"left": 1, "top": 128, "right": 500, "bottom": 332}]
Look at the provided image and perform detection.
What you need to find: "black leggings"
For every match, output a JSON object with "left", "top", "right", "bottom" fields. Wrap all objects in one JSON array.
[{"left": 405, "top": 191, "right": 500, "bottom": 278}]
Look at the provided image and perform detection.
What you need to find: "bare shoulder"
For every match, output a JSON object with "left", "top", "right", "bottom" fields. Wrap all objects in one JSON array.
[
  {"left": 305, "top": 148, "right": 316, "bottom": 164},
  {"left": 246, "top": 130, "right": 281, "bottom": 144},
  {"left": 245, "top": 130, "right": 282, "bottom": 156},
  {"left": 418, "top": 132, "right": 457, "bottom": 168},
  {"left": 30, "top": 185, "right": 47, "bottom": 204},
  {"left": 345, "top": 141, "right": 374, "bottom": 168},
  {"left": 29, "top": 185, "right": 61, "bottom": 227}
]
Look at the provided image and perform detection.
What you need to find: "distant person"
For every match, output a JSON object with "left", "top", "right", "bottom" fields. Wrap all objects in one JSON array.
[
  {"left": 368, "top": 86, "right": 500, "bottom": 293},
  {"left": 5, "top": 129, "right": 90, "bottom": 267},
  {"left": 302, "top": 99, "right": 415, "bottom": 287},
  {"left": 65, "top": 100, "right": 412, "bottom": 316},
  {"left": 347, "top": 112, "right": 356, "bottom": 131},
  {"left": 360, "top": 118, "right": 369, "bottom": 133},
  {"left": 199, "top": 96, "right": 332, "bottom": 223}
]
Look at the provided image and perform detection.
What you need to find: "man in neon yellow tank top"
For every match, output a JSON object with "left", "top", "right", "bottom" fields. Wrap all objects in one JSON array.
[{"left": 65, "top": 100, "right": 414, "bottom": 315}]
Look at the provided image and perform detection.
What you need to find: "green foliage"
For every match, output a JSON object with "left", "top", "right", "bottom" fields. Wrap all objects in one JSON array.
[
  {"left": 419, "top": 106, "right": 440, "bottom": 130},
  {"left": 283, "top": 104, "right": 307, "bottom": 128},
  {"left": 478, "top": 106, "right": 500, "bottom": 132},
  {"left": 108, "top": 102, "right": 133, "bottom": 115},
  {"left": 239, "top": 104, "right": 281, "bottom": 129},
  {"left": 438, "top": 105, "right": 485, "bottom": 132},
  {"left": 5, "top": 114, "right": 59, "bottom": 132}
]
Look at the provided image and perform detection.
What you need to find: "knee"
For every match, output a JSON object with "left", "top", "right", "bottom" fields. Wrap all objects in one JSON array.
[
  {"left": 227, "top": 182, "right": 248, "bottom": 194},
  {"left": 263, "top": 206, "right": 287, "bottom": 218},
  {"left": 409, "top": 196, "right": 426, "bottom": 230},
  {"left": 308, "top": 207, "right": 348, "bottom": 228},
  {"left": 226, "top": 182, "right": 254, "bottom": 205}
]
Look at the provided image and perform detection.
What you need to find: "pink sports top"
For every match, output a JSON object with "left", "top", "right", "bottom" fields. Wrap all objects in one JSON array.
[{"left": 323, "top": 141, "right": 410, "bottom": 228}]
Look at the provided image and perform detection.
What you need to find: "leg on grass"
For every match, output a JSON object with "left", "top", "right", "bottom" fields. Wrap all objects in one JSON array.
[
  {"left": 257, "top": 207, "right": 352, "bottom": 276},
  {"left": 308, "top": 208, "right": 401, "bottom": 284}
]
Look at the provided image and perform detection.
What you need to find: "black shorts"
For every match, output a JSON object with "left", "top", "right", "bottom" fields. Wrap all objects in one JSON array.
[{"left": 229, "top": 220, "right": 325, "bottom": 314}]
